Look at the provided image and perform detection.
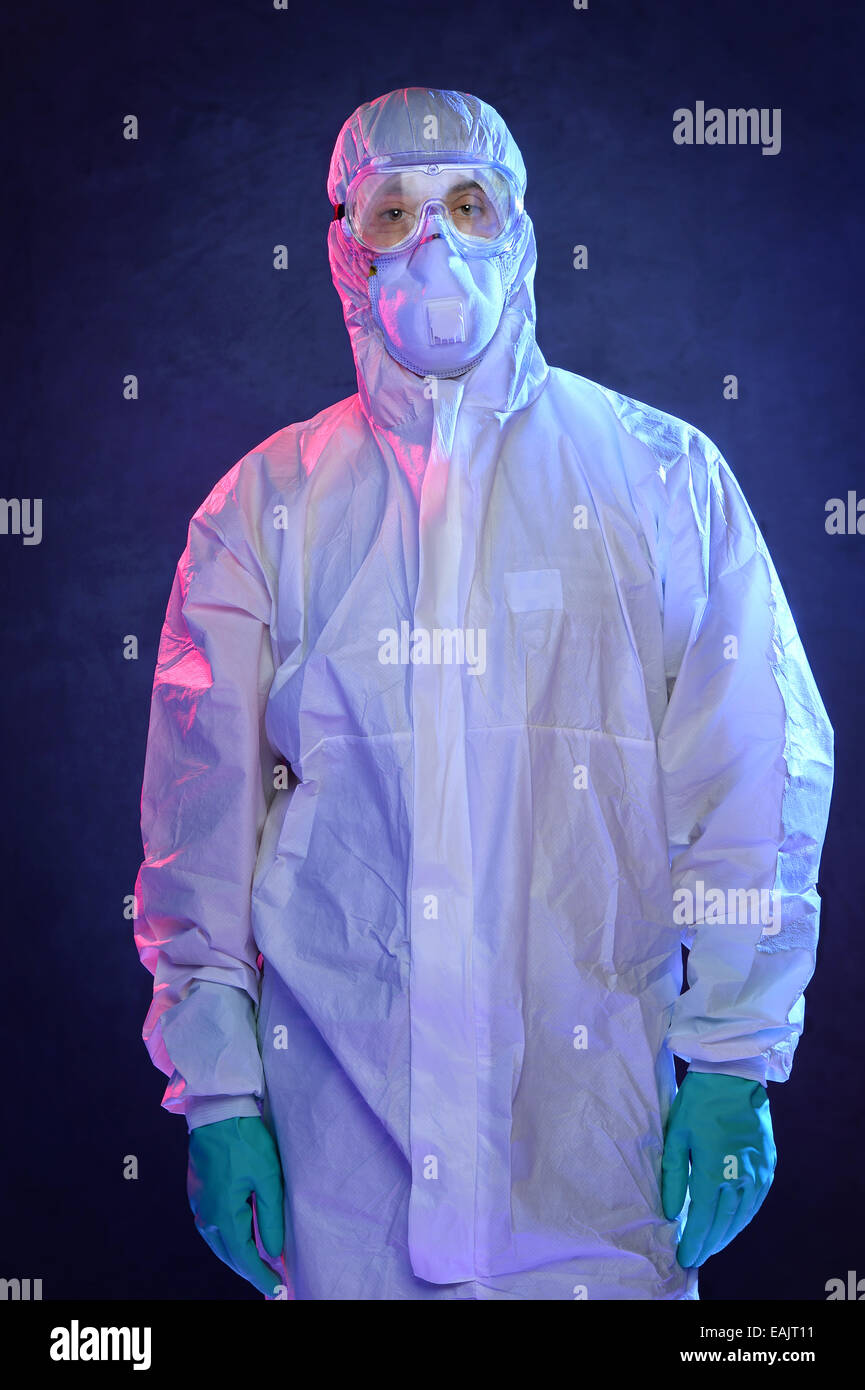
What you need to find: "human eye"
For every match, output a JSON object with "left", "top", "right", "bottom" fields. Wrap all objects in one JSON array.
[
  {"left": 374, "top": 203, "right": 411, "bottom": 225},
  {"left": 450, "top": 194, "right": 497, "bottom": 234}
]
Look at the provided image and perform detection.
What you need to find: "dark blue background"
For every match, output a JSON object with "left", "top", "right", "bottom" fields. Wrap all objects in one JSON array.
[{"left": 1, "top": 0, "right": 861, "bottom": 1301}]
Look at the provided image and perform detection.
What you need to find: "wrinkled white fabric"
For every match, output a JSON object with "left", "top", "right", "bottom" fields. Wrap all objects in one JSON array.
[{"left": 134, "top": 87, "right": 834, "bottom": 1300}]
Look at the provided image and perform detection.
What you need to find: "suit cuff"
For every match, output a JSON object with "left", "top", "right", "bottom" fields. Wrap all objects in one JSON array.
[
  {"left": 686, "top": 1058, "right": 771, "bottom": 1087},
  {"left": 185, "top": 1094, "right": 262, "bottom": 1133}
]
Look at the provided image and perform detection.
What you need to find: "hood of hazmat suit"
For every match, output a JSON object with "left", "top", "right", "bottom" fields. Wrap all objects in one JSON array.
[{"left": 134, "top": 88, "right": 834, "bottom": 1300}]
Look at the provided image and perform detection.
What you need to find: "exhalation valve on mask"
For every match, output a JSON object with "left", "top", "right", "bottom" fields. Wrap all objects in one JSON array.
[{"left": 426, "top": 298, "right": 466, "bottom": 346}]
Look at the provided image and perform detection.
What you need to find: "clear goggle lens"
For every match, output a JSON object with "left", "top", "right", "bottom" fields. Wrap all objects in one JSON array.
[{"left": 339, "top": 157, "right": 522, "bottom": 255}]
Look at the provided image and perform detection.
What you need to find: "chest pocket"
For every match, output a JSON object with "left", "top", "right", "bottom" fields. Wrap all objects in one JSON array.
[{"left": 504, "top": 568, "right": 563, "bottom": 613}]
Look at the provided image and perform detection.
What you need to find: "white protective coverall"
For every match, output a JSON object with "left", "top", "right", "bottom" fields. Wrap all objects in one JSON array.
[{"left": 134, "top": 88, "right": 834, "bottom": 1300}]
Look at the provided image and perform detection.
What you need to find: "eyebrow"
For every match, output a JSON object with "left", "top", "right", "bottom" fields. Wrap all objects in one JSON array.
[{"left": 372, "top": 175, "right": 485, "bottom": 197}]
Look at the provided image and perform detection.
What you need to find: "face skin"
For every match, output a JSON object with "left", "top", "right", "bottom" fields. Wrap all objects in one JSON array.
[{"left": 354, "top": 170, "right": 503, "bottom": 251}]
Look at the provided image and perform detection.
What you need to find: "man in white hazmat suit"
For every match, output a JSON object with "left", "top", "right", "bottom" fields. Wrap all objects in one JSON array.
[{"left": 134, "top": 87, "right": 834, "bottom": 1300}]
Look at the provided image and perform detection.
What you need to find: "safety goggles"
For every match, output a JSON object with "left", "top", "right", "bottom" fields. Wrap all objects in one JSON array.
[{"left": 333, "top": 151, "right": 524, "bottom": 258}]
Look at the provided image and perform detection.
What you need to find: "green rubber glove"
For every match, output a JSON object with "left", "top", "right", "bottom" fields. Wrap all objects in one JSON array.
[
  {"left": 662, "top": 1071, "right": 776, "bottom": 1268},
  {"left": 187, "top": 1116, "right": 286, "bottom": 1296}
]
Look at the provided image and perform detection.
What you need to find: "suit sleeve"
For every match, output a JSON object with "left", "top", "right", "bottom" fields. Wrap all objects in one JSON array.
[
  {"left": 134, "top": 501, "right": 278, "bottom": 1126},
  {"left": 656, "top": 432, "right": 834, "bottom": 1085}
]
